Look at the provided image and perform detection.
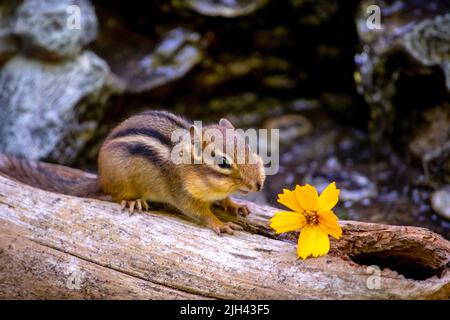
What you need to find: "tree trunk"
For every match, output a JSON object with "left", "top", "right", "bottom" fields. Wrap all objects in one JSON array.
[{"left": 0, "top": 171, "right": 449, "bottom": 299}]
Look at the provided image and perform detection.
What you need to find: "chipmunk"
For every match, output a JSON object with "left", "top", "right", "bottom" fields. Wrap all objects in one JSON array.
[{"left": 0, "top": 110, "right": 265, "bottom": 235}]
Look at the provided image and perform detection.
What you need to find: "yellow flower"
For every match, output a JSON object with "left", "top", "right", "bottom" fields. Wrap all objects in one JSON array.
[{"left": 270, "top": 182, "right": 342, "bottom": 259}]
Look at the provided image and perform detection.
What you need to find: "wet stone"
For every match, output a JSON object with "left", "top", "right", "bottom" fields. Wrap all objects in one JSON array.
[
  {"left": 431, "top": 187, "right": 450, "bottom": 220},
  {"left": 355, "top": 0, "right": 450, "bottom": 140},
  {"left": 182, "top": 0, "right": 267, "bottom": 18},
  {"left": 105, "top": 28, "right": 202, "bottom": 93},
  {"left": 12, "top": 0, "right": 98, "bottom": 60},
  {"left": 0, "top": 52, "right": 115, "bottom": 161},
  {"left": 409, "top": 103, "right": 450, "bottom": 187},
  {"left": 264, "top": 114, "right": 312, "bottom": 143},
  {"left": 0, "top": 3, "right": 17, "bottom": 64}
]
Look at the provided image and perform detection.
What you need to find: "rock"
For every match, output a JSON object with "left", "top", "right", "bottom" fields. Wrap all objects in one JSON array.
[
  {"left": 263, "top": 74, "right": 296, "bottom": 89},
  {"left": 409, "top": 104, "right": 450, "bottom": 158},
  {"left": 262, "top": 111, "right": 376, "bottom": 208},
  {"left": 264, "top": 114, "right": 312, "bottom": 142},
  {"left": 320, "top": 92, "right": 361, "bottom": 117},
  {"left": 183, "top": 0, "right": 267, "bottom": 18},
  {"left": 431, "top": 187, "right": 450, "bottom": 220},
  {"left": 0, "top": 1, "right": 18, "bottom": 64},
  {"left": 104, "top": 28, "right": 202, "bottom": 93},
  {"left": 409, "top": 104, "right": 450, "bottom": 187},
  {"left": 295, "top": 0, "right": 339, "bottom": 26},
  {"left": 289, "top": 98, "right": 320, "bottom": 112},
  {"left": 205, "top": 93, "right": 284, "bottom": 127},
  {"left": 0, "top": 32, "right": 15, "bottom": 65},
  {"left": 355, "top": 0, "right": 450, "bottom": 140},
  {"left": 402, "top": 13, "right": 450, "bottom": 91},
  {"left": 197, "top": 54, "right": 292, "bottom": 89},
  {"left": 311, "top": 158, "right": 378, "bottom": 203},
  {"left": 12, "top": 0, "right": 98, "bottom": 60},
  {"left": 0, "top": 52, "right": 119, "bottom": 162}
]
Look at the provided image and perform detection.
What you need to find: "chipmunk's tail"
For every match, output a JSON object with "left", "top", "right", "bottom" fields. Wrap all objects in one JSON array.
[{"left": 0, "top": 153, "right": 105, "bottom": 199}]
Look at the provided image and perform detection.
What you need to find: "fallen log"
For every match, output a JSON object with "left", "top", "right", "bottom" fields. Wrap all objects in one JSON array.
[{"left": 0, "top": 170, "right": 449, "bottom": 299}]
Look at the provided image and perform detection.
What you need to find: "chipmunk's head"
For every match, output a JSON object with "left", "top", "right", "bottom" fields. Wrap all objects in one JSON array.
[{"left": 183, "top": 118, "right": 265, "bottom": 202}]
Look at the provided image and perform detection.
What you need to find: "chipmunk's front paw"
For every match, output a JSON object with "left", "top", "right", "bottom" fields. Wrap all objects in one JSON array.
[
  {"left": 120, "top": 199, "right": 149, "bottom": 215},
  {"left": 209, "top": 221, "right": 243, "bottom": 235},
  {"left": 220, "top": 198, "right": 250, "bottom": 217}
]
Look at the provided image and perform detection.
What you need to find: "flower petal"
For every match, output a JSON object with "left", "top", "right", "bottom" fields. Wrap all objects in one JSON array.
[
  {"left": 277, "top": 189, "right": 304, "bottom": 212},
  {"left": 297, "top": 225, "right": 330, "bottom": 259},
  {"left": 312, "top": 226, "right": 331, "bottom": 257},
  {"left": 317, "top": 182, "right": 340, "bottom": 212},
  {"left": 318, "top": 210, "right": 342, "bottom": 239},
  {"left": 294, "top": 184, "right": 318, "bottom": 212},
  {"left": 270, "top": 211, "right": 306, "bottom": 234}
]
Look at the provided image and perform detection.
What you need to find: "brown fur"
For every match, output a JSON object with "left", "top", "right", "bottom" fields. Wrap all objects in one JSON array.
[{"left": 0, "top": 153, "right": 103, "bottom": 198}]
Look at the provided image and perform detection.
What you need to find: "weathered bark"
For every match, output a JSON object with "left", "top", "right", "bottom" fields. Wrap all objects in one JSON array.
[{"left": 0, "top": 172, "right": 449, "bottom": 299}]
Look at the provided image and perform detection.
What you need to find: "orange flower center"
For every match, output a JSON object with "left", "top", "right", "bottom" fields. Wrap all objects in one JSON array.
[{"left": 303, "top": 210, "right": 318, "bottom": 225}]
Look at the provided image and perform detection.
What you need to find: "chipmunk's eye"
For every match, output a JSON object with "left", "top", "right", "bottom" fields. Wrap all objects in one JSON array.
[{"left": 217, "top": 156, "right": 231, "bottom": 169}]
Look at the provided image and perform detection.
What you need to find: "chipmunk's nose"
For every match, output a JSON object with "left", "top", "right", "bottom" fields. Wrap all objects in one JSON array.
[{"left": 256, "top": 182, "right": 262, "bottom": 191}]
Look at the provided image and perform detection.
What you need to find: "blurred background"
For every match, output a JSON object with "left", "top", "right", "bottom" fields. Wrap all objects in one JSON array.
[{"left": 0, "top": 0, "right": 449, "bottom": 238}]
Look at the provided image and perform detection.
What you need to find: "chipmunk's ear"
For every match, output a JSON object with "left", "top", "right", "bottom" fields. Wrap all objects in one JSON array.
[{"left": 219, "top": 118, "right": 235, "bottom": 129}]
